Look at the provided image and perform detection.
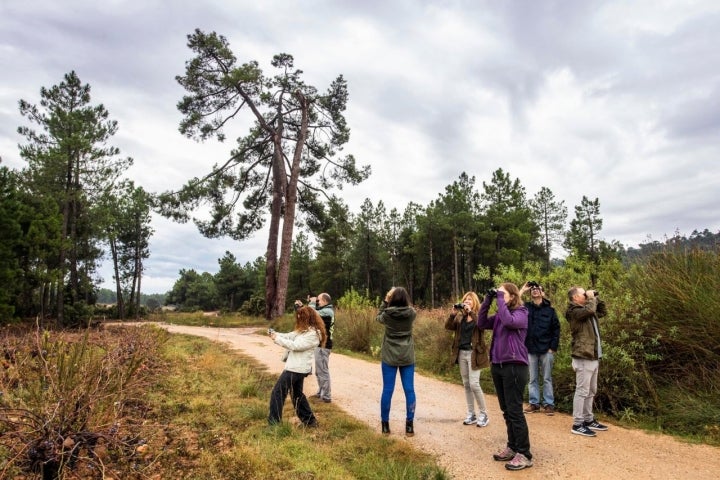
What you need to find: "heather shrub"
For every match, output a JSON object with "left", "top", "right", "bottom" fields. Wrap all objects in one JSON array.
[{"left": 0, "top": 325, "right": 166, "bottom": 479}]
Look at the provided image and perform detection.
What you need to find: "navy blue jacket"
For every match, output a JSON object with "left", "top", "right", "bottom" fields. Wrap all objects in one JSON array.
[{"left": 524, "top": 298, "right": 560, "bottom": 354}]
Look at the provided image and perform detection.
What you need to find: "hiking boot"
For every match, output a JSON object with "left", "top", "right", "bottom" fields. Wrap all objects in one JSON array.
[
  {"left": 493, "top": 446, "right": 515, "bottom": 461},
  {"left": 505, "top": 452, "right": 533, "bottom": 471},
  {"left": 381, "top": 421, "right": 390, "bottom": 435},
  {"left": 476, "top": 413, "right": 489, "bottom": 427},
  {"left": 463, "top": 413, "right": 477, "bottom": 425},
  {"left": 544, "top": 405, "right": 555, "bottom": 416},
  {"left": 322, "top": 398, "right": 332, "bottom": 403},
  {"left": 524, "top": 404, "right": 541, "bottom": 414},
  {"left": 571, "top": 423, "right": 596, "bottom": 437},
  {"left": 585, "top": 419, "right": 608, "bottom": 431},
  {"left": 305, "top": 419, "right": 319, "bottom": 428},
  {"left": 405, "top": 420, "right": 414, "bottom": 437}
]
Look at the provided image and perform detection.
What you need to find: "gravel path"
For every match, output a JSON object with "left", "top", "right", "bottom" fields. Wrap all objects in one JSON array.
[{"left": 156, "top": 323, "right": 719, "bottom": 479}]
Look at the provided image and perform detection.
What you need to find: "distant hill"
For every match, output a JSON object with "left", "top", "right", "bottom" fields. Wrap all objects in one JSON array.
[{"left": 623, "top": 228, "right": 719, "bottom": 264}]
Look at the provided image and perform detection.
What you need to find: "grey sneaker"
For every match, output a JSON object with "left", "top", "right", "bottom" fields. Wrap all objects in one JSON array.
[
  {"left": 505, "top": 452, "right": 533, "bottom": 471},
  {"left": 476, "top": 413, "right": 489, "bottom": 427},
  {"left": 493, "top": 446, "right": 516, "bottom": 461},
  {"left": 571, "top": 423, "right": 596, "bottom": 437},
  {"left": 463, "top": 413, "right": 477, "bottom": 425}
]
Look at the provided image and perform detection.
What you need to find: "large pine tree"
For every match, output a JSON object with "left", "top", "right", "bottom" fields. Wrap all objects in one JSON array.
[
  {"left": 158, "top": 29, "right": 370, "bottom": 319},
  {"left": 18, "top": 71, "right": 133, "bottom": 326}
]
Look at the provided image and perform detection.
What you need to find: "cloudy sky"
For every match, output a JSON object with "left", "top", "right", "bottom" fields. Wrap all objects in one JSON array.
[{"left": 1, "top": 0, "right": 719, "bottom": 294}]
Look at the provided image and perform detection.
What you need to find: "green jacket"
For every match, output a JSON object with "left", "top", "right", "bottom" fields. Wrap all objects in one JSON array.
[
  {"left": 565, "top": 297, "right": 607, "bottom": 360},
  {"left": 376, "top": 304, "right": 416, "bottom": 366}
]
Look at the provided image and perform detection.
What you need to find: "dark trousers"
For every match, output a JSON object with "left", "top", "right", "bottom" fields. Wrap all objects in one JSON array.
[
  {"left": 491, "top": 363, "right": 532, "bottom": 459},
  {"left": 268, "top": 370, "right": 316, "bottom": 425}
]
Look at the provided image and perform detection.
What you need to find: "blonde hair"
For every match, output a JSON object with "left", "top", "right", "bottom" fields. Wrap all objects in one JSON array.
[{"left": 461, "top": 291, "right": 481, "bottom": 314}]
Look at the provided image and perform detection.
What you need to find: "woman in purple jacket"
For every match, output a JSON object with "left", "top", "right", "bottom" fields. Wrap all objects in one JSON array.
[{"left": 478, "top": 282, "right": 533, "bottom": 471}]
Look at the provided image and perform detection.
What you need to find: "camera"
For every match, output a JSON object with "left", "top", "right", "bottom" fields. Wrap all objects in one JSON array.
[
  {"left": 487, "top": 288, "right": 497, "bottom": 296},
  {"left": 527, "top": 281, "right": 540, "bottom": 288},
  {"left": 453, "top": 303, "right": 465, "bottom": 309},
  {"left": 267, "top": 328, "right": 275, "bottom": 335}
]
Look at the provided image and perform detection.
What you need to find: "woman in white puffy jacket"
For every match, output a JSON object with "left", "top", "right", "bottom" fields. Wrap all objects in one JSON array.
[{"left": 268, "top": 306, "right": 328, "bottom": 426}]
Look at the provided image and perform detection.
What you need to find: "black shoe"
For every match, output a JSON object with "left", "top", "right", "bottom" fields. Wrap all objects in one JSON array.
[
  {"left": 305, "top": 419, "right": 319, "bottom": 428},
  {"left": 381, "top": 421, "right": 390, "bottom": 435},
  {"left": 405, "top": 420, "right": 414, "bottom": 437},
  {"left": 585, "top": 419, "right": 608, "bottom": 431},
  {"left": 571, "top": 423, "right": 596, "bottom": 437}
]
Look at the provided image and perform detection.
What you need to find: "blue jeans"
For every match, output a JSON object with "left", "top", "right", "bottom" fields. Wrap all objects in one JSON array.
[
  {"left": 380, "top": 362, "right": 416, "bottom": 422},
  {"left": 528, "top": 351, "right": 555, "bottom": 407}
]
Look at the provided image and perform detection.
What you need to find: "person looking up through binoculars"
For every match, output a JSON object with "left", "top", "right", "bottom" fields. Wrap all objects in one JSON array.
[
  {"left": 520, "top": 281, "right": 560, "bottom": 416},
  {"left": 478, "top": 283, "right": 533, "bottom": 471},
  {"left": 444, "top": 291, "right": 490, "bottom": 427}
]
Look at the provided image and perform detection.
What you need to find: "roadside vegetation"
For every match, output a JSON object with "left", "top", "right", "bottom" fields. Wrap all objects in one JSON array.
[
  {"left": 328, "top": 246, "right": 720, "bottom": 446},
  {"left": 147, "top": 244, "right": 720, "bottom": 448},
  {"left": 1, "top": 324, "right": 447, "bottom": 479}
]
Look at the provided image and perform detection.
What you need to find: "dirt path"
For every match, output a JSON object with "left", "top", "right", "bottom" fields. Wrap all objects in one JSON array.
[{"left": 155, "top": 324, "right": 718, "bottom": 479}]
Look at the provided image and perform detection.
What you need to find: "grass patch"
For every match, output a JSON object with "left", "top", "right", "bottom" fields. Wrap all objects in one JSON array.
[
  {"left": 1, "top": 324, "right": 447, "bottom": 478},
  {"left": 147, "top": 311, "right": 269, "bottom": 328},
  {"left": 147, "top": 333, "right": 449, "bottom": 479}
]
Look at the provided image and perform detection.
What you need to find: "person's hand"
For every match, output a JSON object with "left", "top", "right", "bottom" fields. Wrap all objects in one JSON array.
[
  {"left": 294, "top": 299, "right": 303, "bottom": 307},
  {"left": 309, "top": 296, "right": 317, "bottom": 303},
  {"left": 585, "top": 289, "right": 595, "bottom": 299},
  {"left": 520, "top": 283, "right": 530, "bottom": 294},
  {"left": 384, "top": 287, "right": 395, "bottom": 303}
]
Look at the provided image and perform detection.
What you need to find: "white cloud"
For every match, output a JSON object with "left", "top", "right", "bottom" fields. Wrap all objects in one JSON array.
[{"left": 2, "top": 0, "right": 719, "bottom": 293}]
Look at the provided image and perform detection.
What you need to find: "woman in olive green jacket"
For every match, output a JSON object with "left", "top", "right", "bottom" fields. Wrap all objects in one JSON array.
[{"left": 376, "top": 286, "right": 417, "bottom": 437}]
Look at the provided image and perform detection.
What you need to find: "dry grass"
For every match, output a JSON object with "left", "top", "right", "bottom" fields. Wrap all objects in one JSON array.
[{"left": 2, "top": 323, "right": 448, "bottom": 479}]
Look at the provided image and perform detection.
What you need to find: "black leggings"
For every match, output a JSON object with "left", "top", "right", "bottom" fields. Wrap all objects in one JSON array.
[{"left": 268, "top": 370, "right": 316, "bottom": 425}]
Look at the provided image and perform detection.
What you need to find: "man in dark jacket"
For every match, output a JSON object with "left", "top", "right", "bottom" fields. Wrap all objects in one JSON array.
[
  {"left": 310, "top": 293, "right": 335, "bottom": 403},
  {"left": 521, "top": 282, "right": 560, "bottom": 416},
  {"left": 566, "top": 286, "right": 608, "bottom": 437}
]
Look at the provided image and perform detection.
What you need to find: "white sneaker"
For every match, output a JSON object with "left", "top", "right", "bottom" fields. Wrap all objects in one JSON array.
[
  {"left": 476, "top": 413, "right": 489, "bottom": 427},
  {"left": 463, "top": 413, "right": 477, "bottom": 425}
]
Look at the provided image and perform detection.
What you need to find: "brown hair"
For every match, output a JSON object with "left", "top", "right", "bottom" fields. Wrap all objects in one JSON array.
[
  {"left": 388, "top": 286, "right": 411, "bottom": 307},
  {"left": 501, "top": 282, "right": 522, "bottom": 310},
  {"left": 295, "top": 306, "right": 328, "bottom": 347}
]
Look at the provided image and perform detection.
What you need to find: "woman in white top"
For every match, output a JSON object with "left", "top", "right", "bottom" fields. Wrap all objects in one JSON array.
[{"left": 268, "top": 306, "right": 328, "bottom": 426}]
